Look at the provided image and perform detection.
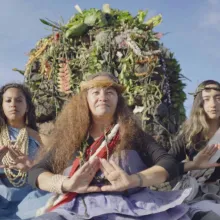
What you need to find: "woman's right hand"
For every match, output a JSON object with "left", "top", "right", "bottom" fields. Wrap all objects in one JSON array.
[
  {"left": 62, "top": 157, "right": 101, "bottom": 194},
  {"left": 192, "top": 144, "right": 220, "bottom": 169}
]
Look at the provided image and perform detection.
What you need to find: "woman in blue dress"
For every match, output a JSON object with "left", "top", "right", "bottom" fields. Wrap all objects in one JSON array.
[{"left": 0, "top": 83, "right": 49, "bottom": 219}]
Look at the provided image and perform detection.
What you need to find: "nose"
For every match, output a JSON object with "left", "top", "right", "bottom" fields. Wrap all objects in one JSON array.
[
  {"left": 210, "top": 98, "right": 217, "bottom": 108},
  {"left": 98, "top": 90, "right": 108, "bottom": 101},
  {"left": 10, "top": 99, "right": 16, "bottom": 108}
]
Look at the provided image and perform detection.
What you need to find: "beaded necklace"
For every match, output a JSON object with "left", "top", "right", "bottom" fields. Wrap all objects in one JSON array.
[{"left": 0, "top": 125, "right": 29, "bottom": 187}]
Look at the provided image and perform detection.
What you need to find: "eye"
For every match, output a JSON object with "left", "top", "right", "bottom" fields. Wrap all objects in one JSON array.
[
  {"left": 5, "top": 99, "right": 11, "bottom": 103},
  {"left": 106, "top": 89, "right": 115, "bottom": 95},
  {"left": 203, "top": 98, "right": 209, "bottom": 102},
  {"left": 92, "top": 91, "right": 99, "bottom": 95}
]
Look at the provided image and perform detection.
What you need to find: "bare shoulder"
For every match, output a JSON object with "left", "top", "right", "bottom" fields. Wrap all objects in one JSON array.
[{"left": 26, "top": 127, "right": 42, "bottom": 145}]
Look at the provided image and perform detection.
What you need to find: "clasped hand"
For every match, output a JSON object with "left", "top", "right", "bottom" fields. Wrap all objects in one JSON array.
[
  {"left": 62, "top": 157, "right": 138, "bottom": 194},
  {"left": 0, "top": 145, "right": 34, "bottom": 172}
]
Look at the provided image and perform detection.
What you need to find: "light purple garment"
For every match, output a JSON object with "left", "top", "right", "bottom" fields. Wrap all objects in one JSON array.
[{"left": 52, "top": 150, "right": 192, "bottom": 220}]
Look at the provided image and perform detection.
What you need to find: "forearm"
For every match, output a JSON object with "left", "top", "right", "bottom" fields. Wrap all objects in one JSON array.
[
  {"left": 36, "top": 171, "right": 68, "bottom": 194},
  {"left": 183, "top": 161, "right": 198, "bottom": 172},
  {"left": 177, "top": 160, "right": 207, "bottom": 175},
  {"left": 36, "top": 172, "right": 55, "bottom": 191},
  {"left": 130, "top": 165, "right": 169, "bottom": 188}
]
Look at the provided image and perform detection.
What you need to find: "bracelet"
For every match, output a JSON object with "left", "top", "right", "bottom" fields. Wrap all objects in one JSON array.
[
  {"left": 49, "top": 174, "right": 69, "bottom": 194},
  {"left": 135, "top": 173, "right": 143, "bottom": 187}
]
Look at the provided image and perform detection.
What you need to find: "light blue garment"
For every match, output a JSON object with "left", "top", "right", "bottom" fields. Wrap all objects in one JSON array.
[
  {"left": 0, "top": 126, "right": 49, "bottom": 220},
  {"left": 16, "top": 190, "right": 52, "bottom": 220}
]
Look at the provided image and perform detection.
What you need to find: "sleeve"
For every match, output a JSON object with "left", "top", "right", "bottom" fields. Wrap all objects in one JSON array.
[
  {"left": 28, "top": 149, "right": 54, "bottom": 188},
  {"left": 138, "top": 133, "right": 180, "bottom": 181},
  {"left": 168, "top": 135, "right": 187, "bottom": 176}
]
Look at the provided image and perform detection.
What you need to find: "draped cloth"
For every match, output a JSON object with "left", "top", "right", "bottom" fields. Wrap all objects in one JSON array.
[{"left": 173, "top": 128, "right": 220, "bottom": 202}]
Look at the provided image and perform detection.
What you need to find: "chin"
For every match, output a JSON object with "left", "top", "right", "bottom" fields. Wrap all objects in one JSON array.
[
  {"left": 96, "top": 111, "right": 112, "bottom": 117},
  {"left": 8, "top": 116, "right": 17, "bottom": 120},
  {"left": 8, "top": 115, "right": 23, "bottom": 121},
  {"left": 207, "top": 115, "right": 219, "bottom": 120},
  {"left": 97, "top": 112, "right": 109, "bottom": 117}
]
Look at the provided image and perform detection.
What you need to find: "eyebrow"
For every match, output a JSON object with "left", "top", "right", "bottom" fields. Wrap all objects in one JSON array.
[
  {"left": 106, "top": 87, "right": 115, "bottom": 90},
  {"left": 4, "top": 96, "right": 24, "bottom": 99},
  {"left": 91, "top": 87, "right": 115, "bottom": 91},
  {"left": 202, "top": 94, "right": 220, "bottom": 98}
]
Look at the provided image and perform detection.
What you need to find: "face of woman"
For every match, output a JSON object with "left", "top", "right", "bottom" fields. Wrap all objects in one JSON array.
[
  {"left": 87, "top": 76, "right": 118, "bottom": 119},
  {"left": 2, "top": 88, "right": 28, "bottom": 123},
  {"left": 202, "top": 84, "right": 220, "bottom": 120}
]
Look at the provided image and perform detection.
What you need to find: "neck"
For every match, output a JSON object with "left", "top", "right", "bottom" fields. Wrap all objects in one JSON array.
[
  {"left": 7, "top": 120, "right": 25, "bottom": 129},
  {"left": 208, "top": 119, "right": 219, "bottom": 138},
  {"left": 90, "top": 116, "right": 114, "bottom": 139}
]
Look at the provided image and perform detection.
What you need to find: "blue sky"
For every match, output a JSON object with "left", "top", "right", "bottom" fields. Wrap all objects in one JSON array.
[{"left": 0, "top": 0, "right": 219, "bottom": 116}]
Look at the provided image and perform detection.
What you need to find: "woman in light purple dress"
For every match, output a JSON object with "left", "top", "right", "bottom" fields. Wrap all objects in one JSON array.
[{"left": 28, "top": 73, "right": 215, "bottom": 220}]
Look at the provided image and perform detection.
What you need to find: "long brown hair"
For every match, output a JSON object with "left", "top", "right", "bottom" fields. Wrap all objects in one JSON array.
[
  {"left": 179, "top": 80, "right": 220, "bottom": 148},
  {"left": 42, "top": 78, "right": 143, "bottom": 173}
]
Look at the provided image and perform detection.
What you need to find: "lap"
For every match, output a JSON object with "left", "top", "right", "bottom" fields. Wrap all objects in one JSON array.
[
  {"left": 192, "top": 211, "right": 220, "bottom": 220},
  {"left": 190, "top": 200, "right": 220, "bottom": 216}
]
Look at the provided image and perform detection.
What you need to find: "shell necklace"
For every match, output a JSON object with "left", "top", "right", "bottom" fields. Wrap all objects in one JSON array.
[{"left": 0, "top": 125, "right": 29, "bottom": 187}]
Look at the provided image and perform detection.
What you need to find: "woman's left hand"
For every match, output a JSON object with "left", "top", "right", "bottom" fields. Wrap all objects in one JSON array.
[
  {"left": 193, "top": 144, "right": 220, "bottom": 169},
  {"left": 100, "top": 158, "right": 138, "bottom": 192}
]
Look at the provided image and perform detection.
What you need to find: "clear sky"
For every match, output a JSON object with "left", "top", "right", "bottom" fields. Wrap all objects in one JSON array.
[{"left": 0, "top": 0, "right": 219, "bottom": 116}]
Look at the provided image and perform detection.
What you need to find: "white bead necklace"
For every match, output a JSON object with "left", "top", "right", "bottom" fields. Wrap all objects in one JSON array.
[{"left": 0, "top": 125, "right": 29, "bottom": 187}]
